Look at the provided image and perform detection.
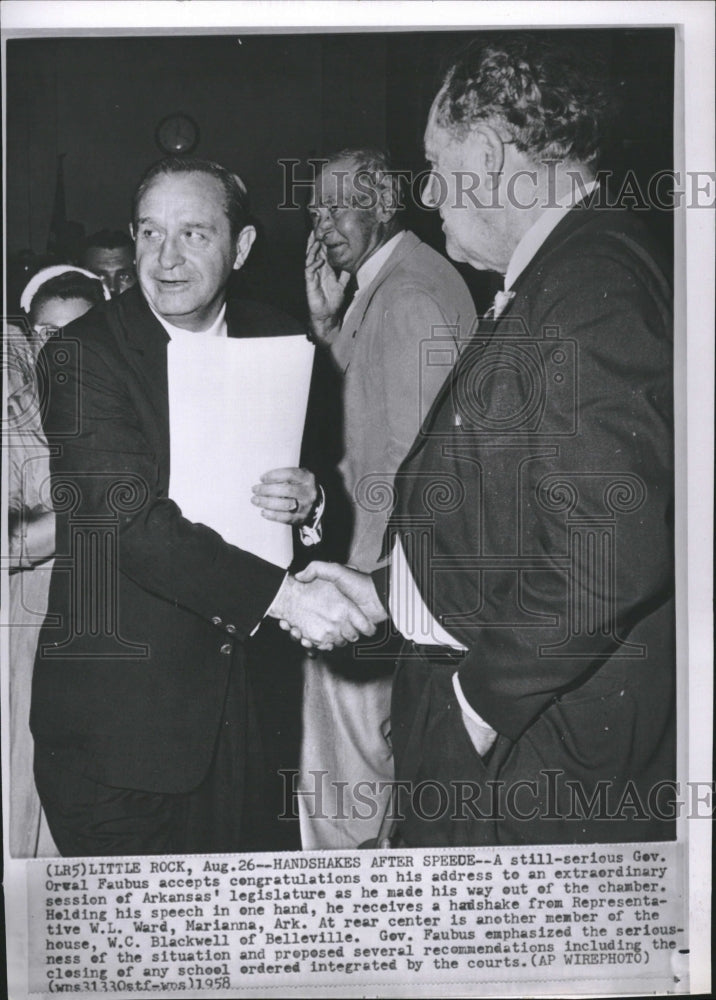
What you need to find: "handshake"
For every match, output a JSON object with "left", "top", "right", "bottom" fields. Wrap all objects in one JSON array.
[{"left": 267, "top": 561, "right": 387, "bottom": 650}]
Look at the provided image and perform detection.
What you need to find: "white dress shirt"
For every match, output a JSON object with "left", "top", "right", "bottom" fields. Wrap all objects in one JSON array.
[
  {"left": 150, "top": 302, "right": 228, "bottom": 340},
  {"left": 342, "top": 231, "right": 405, "bottom": 325}
]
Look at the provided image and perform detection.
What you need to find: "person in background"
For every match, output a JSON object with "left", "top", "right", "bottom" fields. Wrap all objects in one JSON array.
[
  {"left": 7, "top": 266, "right": 108, "bottom": 857},
  {"left": 81, "top": 229, "right": 137, "bottom": 297},
  {"left": 252, "top": 148, "right": 476, "bottom": 848}
]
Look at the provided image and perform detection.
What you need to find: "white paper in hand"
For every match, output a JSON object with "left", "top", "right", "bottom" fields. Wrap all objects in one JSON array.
[{"left": 168, "top": 333, "right": 314, "bottom": 568}]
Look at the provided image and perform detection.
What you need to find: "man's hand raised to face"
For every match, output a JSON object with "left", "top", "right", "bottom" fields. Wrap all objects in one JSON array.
[
  {"left": 267, "top": 573, "right": 377, "bottom": 651},
  {"left": 304, "top": 231, "right": 351, "bottom": 343}
]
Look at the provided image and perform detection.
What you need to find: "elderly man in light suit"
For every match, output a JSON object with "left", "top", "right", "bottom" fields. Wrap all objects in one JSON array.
[{"left": 253, "top": 148, "right": 476, "bottom": 847}]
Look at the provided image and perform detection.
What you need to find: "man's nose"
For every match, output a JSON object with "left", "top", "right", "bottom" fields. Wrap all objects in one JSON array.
[
  {"left": 313, "top": 211, "right": 333, "bottom": 240},
  {"left": 158, "top": 234, "right": 185, "bottom": 269}
]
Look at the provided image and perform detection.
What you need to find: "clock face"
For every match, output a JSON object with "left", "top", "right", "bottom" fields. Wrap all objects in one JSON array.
[{"left": 155, "top": 114, "right": 199, "bottom": 155}]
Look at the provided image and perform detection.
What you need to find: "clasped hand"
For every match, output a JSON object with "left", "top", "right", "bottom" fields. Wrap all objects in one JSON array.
[{"left": 267, "top": 562, "right": 386, "bottom": 651}]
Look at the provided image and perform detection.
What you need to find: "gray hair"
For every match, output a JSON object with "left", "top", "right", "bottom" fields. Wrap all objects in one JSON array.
[{"left": 323, "top": 147, "right": 404, "bottom": 211}]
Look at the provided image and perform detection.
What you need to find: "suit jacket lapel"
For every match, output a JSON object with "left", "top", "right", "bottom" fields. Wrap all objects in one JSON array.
[
  {"left": 401, "top": 196, "right": 607, "bottom": 460},
  {"left": 503, "top": 187, "right": 604, "bottom": 302},
  {"left": 115, "top": 290, "right": 244, "bottom": 417},
  {"left": 108, "top": 285, "right": 171, "bottom": 452},
  {"left": 334, "top": 231, "right": 422, "bottom": 372}
]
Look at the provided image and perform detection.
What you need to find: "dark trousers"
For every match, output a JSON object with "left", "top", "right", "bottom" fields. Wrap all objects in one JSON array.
[
  {"left": 390, "top": 646, "right": 676, "bottom": 847},
  {"left": 35, "top": 646, "right": 295, "bottom": 856}
]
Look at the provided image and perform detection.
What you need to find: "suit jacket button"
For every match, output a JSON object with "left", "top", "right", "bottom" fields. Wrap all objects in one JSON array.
[
  {"left": 226, "top": 624, "right": 236, "bottom": 634},
  {"left": 211, "top": 616, "right": 222, "bottom": 626},
  {"left": 219, "top": 642, "right": 232, "bottom": 655}
]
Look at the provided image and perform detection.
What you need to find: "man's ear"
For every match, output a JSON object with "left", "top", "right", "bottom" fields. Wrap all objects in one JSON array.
[
  {"left": 471, "top": 124, "right": 506, "bottom": 191},
  {"left": 129, "top": 222, "right": 136, "bottom": 241},
  {"left": 232, "top": 225, "right": 257, "bottom": 270},
  {"left": 375, "top": 174, "right": 399, "bottom": 223}
]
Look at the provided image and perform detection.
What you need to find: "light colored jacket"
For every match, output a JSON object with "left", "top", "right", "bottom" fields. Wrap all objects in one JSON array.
[{"left": 327, "top": 230, "right": 477, "bottom": 572}]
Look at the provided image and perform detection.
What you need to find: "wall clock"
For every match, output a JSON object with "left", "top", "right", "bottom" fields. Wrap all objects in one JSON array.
[{"left": 155, "top": 113, "right": 200, "bottom": 155}]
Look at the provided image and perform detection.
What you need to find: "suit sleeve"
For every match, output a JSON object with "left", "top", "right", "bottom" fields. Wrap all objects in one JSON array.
[
  {"left": 42, "top": 330, "right": 285, "bottom": 640},
  {"left": 456, "top": 245, "right": 674, "bottom": 739}
]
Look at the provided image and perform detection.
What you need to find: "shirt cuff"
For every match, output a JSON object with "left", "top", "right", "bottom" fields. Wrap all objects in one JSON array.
[
  {"left": 452, "top": 672, "right": 498, "bottom": 757},
  {"left": 298, "top": 485, "right": 325, "bottom": 546},
  {"left": 251, "top": 571, "right": 290, "bottom": 636}
]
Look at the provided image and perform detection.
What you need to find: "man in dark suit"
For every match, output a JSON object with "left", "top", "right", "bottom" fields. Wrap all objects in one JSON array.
[
  {"left": 32, "top": 157, "right": 375, "bottom": 856},
  {"left": 298, "top": 34, "right": 675, "bottom": 846}
]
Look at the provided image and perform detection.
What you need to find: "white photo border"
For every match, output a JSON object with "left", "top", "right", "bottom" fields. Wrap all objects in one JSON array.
[{"left": 2, "top": 2, "right": 713, "bottom": 997}]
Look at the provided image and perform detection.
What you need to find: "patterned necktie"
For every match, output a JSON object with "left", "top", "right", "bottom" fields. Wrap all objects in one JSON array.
[{"left": 483, "top": 288, "right": 516, "bottom": 322}]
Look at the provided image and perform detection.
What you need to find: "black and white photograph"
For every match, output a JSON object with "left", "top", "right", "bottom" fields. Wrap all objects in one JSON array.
[{"left": 1, "top": 1, "right": 712, "bottom": 997}]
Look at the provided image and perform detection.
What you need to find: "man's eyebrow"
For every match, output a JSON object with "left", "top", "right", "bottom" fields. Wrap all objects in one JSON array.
[{"left": 135, "top": 217, "right": 218, "bottom": 231}]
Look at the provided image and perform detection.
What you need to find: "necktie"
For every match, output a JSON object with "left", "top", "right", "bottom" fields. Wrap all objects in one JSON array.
[
  {"left": 339, "top": 274, "right": 359, "bottom": 325},
  {"left": 483, "top": 288, "right": 515, "bottom": 322}
]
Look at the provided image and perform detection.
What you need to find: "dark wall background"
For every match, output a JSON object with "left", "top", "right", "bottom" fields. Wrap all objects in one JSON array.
[{"left": 6, "top": 28, "right": 674, "bottom": 318}]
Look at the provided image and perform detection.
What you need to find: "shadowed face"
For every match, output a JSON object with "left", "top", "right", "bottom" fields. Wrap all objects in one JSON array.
[
  {"left": 308, "top": 158, "right": 388, "bottom": 275},
  {"left": 83, "top": 246, "right": 136, "bottom": 297},
  {"left": 133, "top": 171, "right": 251, "bottom": 331}
]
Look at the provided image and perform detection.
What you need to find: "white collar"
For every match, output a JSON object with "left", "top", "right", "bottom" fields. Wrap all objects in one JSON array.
[
  {"left": 504, "top": 180, "right": 598, "bottom": 291},
  {"left": 150, "top": 301, "right": 228, "bottom": 340},
  {"left": 355, "top": 231, "right": 405, "bottom": 290}
]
